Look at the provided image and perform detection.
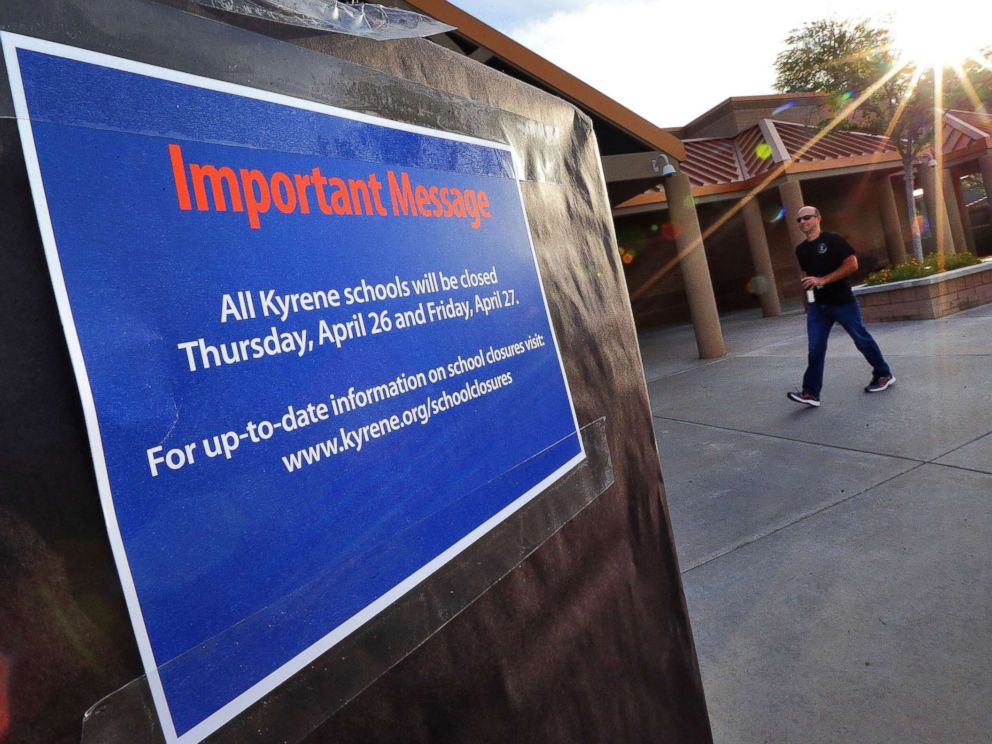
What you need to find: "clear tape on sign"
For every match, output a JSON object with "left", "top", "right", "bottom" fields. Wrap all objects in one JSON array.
[
  {"left": 81, "top": 417, "right": 613, "bottom": 744},
  {"left": 193, "top": 0, "right": 456, "bottom": 41}
]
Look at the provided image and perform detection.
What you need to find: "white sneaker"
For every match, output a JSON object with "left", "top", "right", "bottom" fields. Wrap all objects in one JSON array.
[{"left": 787, "top": 390, "right": 821, "bottom": 407}]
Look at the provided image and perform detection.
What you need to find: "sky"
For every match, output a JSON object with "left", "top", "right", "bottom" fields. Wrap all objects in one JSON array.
[{"left": 448, "top": 1, "right": 991, "bottom": 128}]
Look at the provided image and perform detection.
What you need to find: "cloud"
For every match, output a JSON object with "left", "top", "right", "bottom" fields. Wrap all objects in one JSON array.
[
  {"left": 452, "top": 0, "right": 596, "bottom": 37},
  {"left": 482, "top": 0, "right": 912, "bottom": 127},
  {"left": 508, "top": 0, "right": 801, "bottom": 127}
]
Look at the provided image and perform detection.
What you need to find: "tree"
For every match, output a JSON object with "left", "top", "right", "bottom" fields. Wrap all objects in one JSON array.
[
  {"left": 775, "top": 18, "right": 931, "bottom": 259},
  {"left": 774, "top": 19, "right": 891, "bottom": 96}
]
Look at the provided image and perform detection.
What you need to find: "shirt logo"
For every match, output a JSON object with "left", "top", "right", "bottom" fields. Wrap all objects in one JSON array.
[{"left": 817, "top": 243, "right": 828, "bottom": 254}]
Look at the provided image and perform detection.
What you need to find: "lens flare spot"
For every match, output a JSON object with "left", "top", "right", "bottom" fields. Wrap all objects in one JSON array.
[
  {"left": 621, "top": 252, "right": 634, "bottom": 265},
  {"left": 772, "top": 101, "right": 795, "bottom": 115},
  {"left": 755, "top": 143, "right": 772, "bottom": 160},
  {"left": 650, "top": 223, "right": 659, "bottom": 232},
  {"left": 841, "top": 90, "right": 853, "bottom": 101},
  {"left": 661, "top": 221, "right": 682, "bottom": 241},
  {"left": 767, "top": 206, "right": 786, "bottom": 223},
  {"left": 683, "top": 194, "right": 695, "bottom": 208}
]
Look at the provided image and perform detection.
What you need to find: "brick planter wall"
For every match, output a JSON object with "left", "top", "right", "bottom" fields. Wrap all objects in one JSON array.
[{"left": 854, "top": 259, "right": 992, "bottom": 322}]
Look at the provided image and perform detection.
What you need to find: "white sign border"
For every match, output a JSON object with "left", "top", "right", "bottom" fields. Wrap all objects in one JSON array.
[{"left": 1, "top": 31, "right": 585, "bottom": 744}]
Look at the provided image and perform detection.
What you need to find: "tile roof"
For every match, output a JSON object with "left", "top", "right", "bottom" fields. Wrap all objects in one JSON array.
[
  {"left": 680, "top": 138, "right": 745, "bottom": 187},
  {"left": 773, "top": 122, "right": 898, "bottom": 164},
  {"left": 734, "top": 126, "right": 777, "bottom": 179}
]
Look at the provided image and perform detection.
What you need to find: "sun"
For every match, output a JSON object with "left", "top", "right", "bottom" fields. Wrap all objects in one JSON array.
[{"left": 888, "top": 7, "right": 992, "bottom": 71}]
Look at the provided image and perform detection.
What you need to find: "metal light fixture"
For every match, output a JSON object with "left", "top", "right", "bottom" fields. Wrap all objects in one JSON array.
[{"left": 651, "top": 154, "right": 677, "bottom": 177}]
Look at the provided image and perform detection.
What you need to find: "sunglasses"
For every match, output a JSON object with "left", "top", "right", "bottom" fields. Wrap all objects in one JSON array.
[{"left": 796, "top": 214, "right": 817, "bottom": 222}]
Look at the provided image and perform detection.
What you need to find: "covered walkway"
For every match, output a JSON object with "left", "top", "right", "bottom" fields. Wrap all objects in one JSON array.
[
  {"left": 618, "top": 106, "right": 992, "bottom": 337},
  {"left": 616, "top": 115, "right": 911, "bottom": 330}
]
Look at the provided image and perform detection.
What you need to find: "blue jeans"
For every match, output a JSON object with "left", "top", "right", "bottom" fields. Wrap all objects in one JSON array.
[{"left": 803, "top": 300, "right": 891, "bottom": 397}]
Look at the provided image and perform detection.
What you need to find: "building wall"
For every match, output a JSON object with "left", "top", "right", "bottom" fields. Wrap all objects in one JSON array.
[
  {"left": 756, "top": 190, "right": 805, "bottom": 299},
  {"left": 616, "top": 200, "right": 783, "bottom": 330},
  {"left": 798, "top": 172, "right": 892, "bottom": 275},
  {"left": 696, "top": 202, "right": 785, "bottom": 310},
  {"left": 615, "top": 215, "right": 691, "bottom": 328}
]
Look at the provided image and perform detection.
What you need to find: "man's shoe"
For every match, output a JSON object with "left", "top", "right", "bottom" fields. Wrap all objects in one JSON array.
[
  {"left": 865, "top": 374, "right": 896, "bottom": 393},
  {"left": 787, "top": 390, "right": 820, "bottom": 407}
]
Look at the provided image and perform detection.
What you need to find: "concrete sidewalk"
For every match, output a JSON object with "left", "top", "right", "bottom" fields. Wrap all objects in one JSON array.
[{"left": 642, "top": 304, "right": 992, "bottom": 744}]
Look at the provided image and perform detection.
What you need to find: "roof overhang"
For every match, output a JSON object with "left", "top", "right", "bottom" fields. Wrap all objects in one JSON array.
[
  {"left": 942, "top": 111, "right": 992, "bottom": 168},
  {"left": 612, "top": 151, "right": 904, "bottom": 216},
  {"left": 612, "top": 116, "right": 909, "bottom": 214}
]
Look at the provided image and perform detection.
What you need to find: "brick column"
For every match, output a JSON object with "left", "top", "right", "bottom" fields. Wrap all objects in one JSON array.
[
  {"left": 778, "top": 179, "right": 807, "bottom": 248},
  {"left": 920, "top": 162, "right": 957, "bottom": 255},
  {"left": 943, "top": 169, "right": 969, "bottom": 255},
  {"left": 878, "top": 175, "right": 907, "bottom": 265},
  {"left": 778, "top": 179, "right": 807, "bottom": 294},
  {"left": 742, "top": 198, "right": 781, "bottom": 316},
  {"left": 664, "top": 172, "right": 725, "bottom": 358}
]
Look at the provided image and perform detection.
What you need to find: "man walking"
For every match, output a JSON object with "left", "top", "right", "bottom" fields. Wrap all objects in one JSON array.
[{"left": 787, "top": 206, "right": 894, "bottom": 407}]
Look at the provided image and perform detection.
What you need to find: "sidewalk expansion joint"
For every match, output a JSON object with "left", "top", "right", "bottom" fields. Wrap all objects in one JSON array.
[
  {"left": 652, "top": 414, "right": 924, "bottom": 464},
  {"left": 679, "top": 462, "right": 928, "bottom": 575},
  {"left": 927, "top": 461, "right": 992, "bottom": 477},
  {"left": 642, "top": 334, "right": 812, "bottom": 385},
  {"left": 643, "top": 356, "right": 728, "bottom": 386},
  {"left": 660, "top": 417, "right": 992, "bottom": 572},
  {"left": 930, "top": 429, "right": 992, "bottom": 462}
]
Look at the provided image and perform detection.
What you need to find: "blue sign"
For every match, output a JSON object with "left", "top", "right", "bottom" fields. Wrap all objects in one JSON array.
[{"left": 3, "top": 34, "right": 583, "bottom": 743}]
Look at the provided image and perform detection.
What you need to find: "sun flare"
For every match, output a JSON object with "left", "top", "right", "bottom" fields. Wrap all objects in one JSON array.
[{"left": 889, "top": 7, "right": 992, "bottom": 71}]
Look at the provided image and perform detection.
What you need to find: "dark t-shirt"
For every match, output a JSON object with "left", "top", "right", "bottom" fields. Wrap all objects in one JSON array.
[{"left": 796, "top": 231, "right": 856, "bottom": 305}]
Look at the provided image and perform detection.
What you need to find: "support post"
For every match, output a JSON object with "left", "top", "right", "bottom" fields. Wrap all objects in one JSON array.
[
  {"left": 878, "top": 175, "right": 907, "bottom": 265},
  {"left": 664, "top": 172, "right": 725, "bottom": 358},
  {"left": 778, "top": 179, "right": 807, "bottom": 293},
  {"left": 921, "top": 162, "right": 957, "bottom": 255},
  {"left": 943, "top": 169, "right": 969, "bottom": 255},
  {"left": 778, "top": 179, "right": 806, "bottom": 248},
  {"left": 742, "top": 199, "right": 781, "bottom": 316}
]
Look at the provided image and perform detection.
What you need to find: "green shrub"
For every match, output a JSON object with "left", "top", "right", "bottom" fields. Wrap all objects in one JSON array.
[
  {"left": 943, "top": 251, "right": 982, "bottom": 270},
  {"left": 864, "top": 251, "right": 981, "bottom": 285}
]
